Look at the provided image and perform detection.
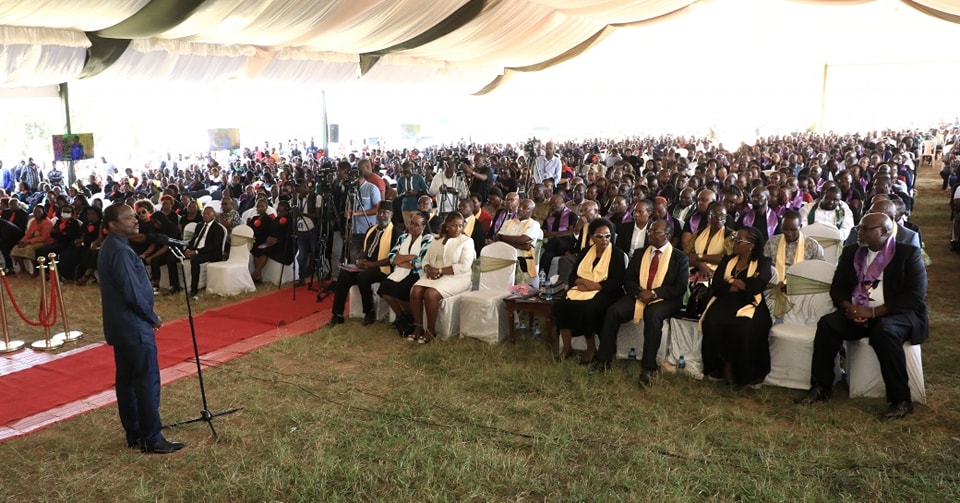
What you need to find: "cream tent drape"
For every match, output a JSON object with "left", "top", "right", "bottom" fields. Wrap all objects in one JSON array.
[{"left": 0, "top": 0, "right": 958, "bottom": 91}]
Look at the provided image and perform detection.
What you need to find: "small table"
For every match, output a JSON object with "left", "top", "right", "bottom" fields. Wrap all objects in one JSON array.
[{"left": 504, "top": 296, "right": 555, "bottom": 343}]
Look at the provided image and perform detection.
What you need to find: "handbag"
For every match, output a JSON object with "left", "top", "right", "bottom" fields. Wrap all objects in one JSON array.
[{"left": 684, "top": 282, "right": 712, "bottom": 320}]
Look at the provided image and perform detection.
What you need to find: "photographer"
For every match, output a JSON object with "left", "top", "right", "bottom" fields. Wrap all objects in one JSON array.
[
  {"left": 396, "top": 160, "right": 427, "bottom": 227},
  {"left": 462, "top": 154, "right": 493, "bottom": 205},
  {"left": 428, "top": 159, "right": 466, "bottom": 214},
  {"left": 293, "top": 180, "right": 319, "bottom": 286}
]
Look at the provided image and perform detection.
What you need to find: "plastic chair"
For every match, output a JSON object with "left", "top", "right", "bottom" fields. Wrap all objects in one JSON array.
[{"left": 205, "top": 224, "right": 256, "bottom": 296}]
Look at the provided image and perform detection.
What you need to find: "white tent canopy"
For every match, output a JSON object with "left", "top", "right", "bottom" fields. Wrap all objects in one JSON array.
[{"left": 1, "top": 0, "right": 958, "bottom": 96}]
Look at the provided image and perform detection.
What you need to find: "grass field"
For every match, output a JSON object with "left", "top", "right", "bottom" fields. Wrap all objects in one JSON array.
[{"left": 0, "top": 165, "right": 958, "bottom": 502}]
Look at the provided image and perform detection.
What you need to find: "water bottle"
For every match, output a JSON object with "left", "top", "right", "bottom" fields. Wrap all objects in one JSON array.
[
  {"left": 543, "top": 275, "right": 553, "bottom": 301},
  {"left": 627, "top": 347, "right": 637, "bottom": 376},
  {"left": 538, "top": 270, "right": 547, "bottom": 299},
  {"left": 518, "top": 316, "right": 527, "bottom": 335},
  {"left": 677, "top": 355, "right": 686, "bottom": 374},
  {"left": 532, "top": 319, "right": 541, "bottom": 340}
]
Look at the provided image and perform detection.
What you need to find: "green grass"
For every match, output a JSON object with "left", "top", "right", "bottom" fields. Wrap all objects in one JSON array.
[{"left": 1, "top": 166, "right": 959, "bottom": 502}]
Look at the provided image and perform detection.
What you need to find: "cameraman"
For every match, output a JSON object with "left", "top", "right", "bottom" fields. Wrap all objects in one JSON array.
[
  {"left": 462, "top": 154, "right": 493, "bottom": 205},
  {"left": 428, "top": 159, "right": 466, "bottom": 214},
  {"left": 293, "top": 180, "right": 319, "bottom": 286},
  {"left": 396, "top": 160, "right": 427, "bottom": 227}
]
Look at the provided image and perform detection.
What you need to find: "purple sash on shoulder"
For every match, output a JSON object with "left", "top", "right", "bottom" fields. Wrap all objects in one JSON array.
[
  {"left": 689, "top": 212, "right": 704, "bottom": 233},
  {"left": 852, "top": 237, "right": 895, "bottom": 307},
  {"left": 545, "top": 208, "right": 573, "bottom": 232},
  {"left": 742, "top": 208, "right": 778, "bottom": 237}
]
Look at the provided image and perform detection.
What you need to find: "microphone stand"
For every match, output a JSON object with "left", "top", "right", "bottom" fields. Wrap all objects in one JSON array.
[{"left": 162, "top": 244, "right": 242, "bottom": 440}]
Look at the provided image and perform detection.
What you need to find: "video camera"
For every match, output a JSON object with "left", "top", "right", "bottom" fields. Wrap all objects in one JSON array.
[{"left": 523, "top": 137, "right": 539, "bottom": 161}]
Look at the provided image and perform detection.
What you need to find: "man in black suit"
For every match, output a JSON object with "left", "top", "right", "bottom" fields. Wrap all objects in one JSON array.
[
  {"left": 184, "top": 206, "right": 227, "bottom": 300},
  {"left": 797, "top": 213, "right": 927, "bottom": 419},
  {"left": 615, "top": 199, "right": 652, "bottom": 259},
  {"left": 843, "top": 198, "right": 920, "bottom": 248},
  {"left": 590, "top": 219, "right": 690, "bottom": 386},
  {"left": 327, "top": 205, "right": 401, "bottom": 326}
]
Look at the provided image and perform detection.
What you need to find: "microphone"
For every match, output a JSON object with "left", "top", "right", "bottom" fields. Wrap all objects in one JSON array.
[{"left": 147, "top": 233, "right": 189, "bottom": 250}]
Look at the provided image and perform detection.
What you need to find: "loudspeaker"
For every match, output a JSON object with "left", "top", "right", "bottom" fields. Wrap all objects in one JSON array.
[{"left": 328, "top": 124, "right": 339, "bottom": 143}]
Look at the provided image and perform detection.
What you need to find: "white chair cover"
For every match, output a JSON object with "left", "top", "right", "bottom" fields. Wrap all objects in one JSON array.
[
  {"left": 182, "top": 222, "right": 197, "bottom": 243},
  {"left": 348, "top": 283, "right": 394, "bottom": 322},
  {"left": 765, "top": 259, "right": 838, "bottom": 390},
  {"left": 613, "top": 321, "right": 669, "bottom": 362},
  {"left": 664, "top": 318, "right": 703, "bottom": 379},
  {"left": 801, "top": 223, "right": 843, "bottom": 265},
  {"left": 846, "top": 339, "right": 925, "bottom": 403},
  {"left": 458, "top": 242, "right": 518, "bottom": 344},
  {"left": 205, "top": 224, "right": 256, "bottom": 296},
  {"left": 260, "top": 251, "right": 298, "bottom": 286}
]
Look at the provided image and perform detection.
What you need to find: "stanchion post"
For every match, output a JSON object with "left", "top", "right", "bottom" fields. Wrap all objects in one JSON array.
[
  {"left": 0, "top": 269, "right": 25, "bottom": 353},
  {"left": 48, "top": 253, "right": 82, "bottom": 342},
  {"left": 30, "top": 257, "right": 63, "bottom": 351}
]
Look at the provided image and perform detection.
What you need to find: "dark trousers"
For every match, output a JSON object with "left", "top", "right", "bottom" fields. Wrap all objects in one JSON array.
[
  {"left": 190, "top": 252, "right": 221, "bottom": 293},
  {"left": 297, "top": 228, "right": 318, "bottom": 280},
  {"left": 112, "top": 342, "right": 163, "bottom": 443},
  {"left": 811, "top": 310, "right": 915, "bottom": 403},
  {"left": 150, "top": 251, "right": 181, "bottom": 289},
  {"left": 598, "top": 296, "right": 681, "bottom": 369},
  {"left": 539, "top": 236, "right": 575, "bottom": 275},
  {"left": 332, "top": 266, "right": 388, "bottom": 316}
]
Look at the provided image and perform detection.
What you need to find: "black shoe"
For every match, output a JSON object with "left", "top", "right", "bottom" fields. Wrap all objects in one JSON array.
[
  {"left": 588, "top": 361, "right": 611, "bottom": 376},
  {"left": 638, "top": 369, "right": 655, "bottom": 388},
  {"left": 881, "top": 400, "right": 914, "bottom": 420},
  {"left": 126, "top": 437, "right": 140, "bottom": 449},
  {"left": 362, "top": 312, "right": 376, "bottom": 326},
  {"left": 327, "top": 314, "right": 345, "bottom": 327},
  {"left": 164, "top": 287, "right": 182, "bottom": 296},
  {"left": 322, "top": 281, "right": 337, "bottom": 293},
  {"left": 795, "top": 386, "right": 830, "bottom": 405},
  {"left": 294, "top": 279, "right": 306, "bottom": 287},
  {"left": 141, "top": 438, "right": 185, "bottom": 454}
]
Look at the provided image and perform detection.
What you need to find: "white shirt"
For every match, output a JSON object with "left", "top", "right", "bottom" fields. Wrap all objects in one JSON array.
[
  {"left": 428, "top": 172, "right": 465, "bottom": 213},
  {"left": 629, "top": 223, "right": 648, "bottom": 258},
  {"left": 800, "top": 200, "right": 854, "bottom": 240},
  {"left": 533, "top": 155, "right": 561, "bottom": 184},
  {"left": 500, "top": 218, "right": 544, "bottom": 242}
]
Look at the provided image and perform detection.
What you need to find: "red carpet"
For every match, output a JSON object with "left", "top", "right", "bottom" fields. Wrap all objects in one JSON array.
[{"left": 0, "top": 288, "right": 331, "bottom": 431}]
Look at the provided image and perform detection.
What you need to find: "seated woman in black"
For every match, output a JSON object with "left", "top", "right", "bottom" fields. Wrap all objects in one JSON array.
[
  {"left": 553, "top": 218, "right": 627, "bottom": 363},
  {"left": 699, "top": 226, "right": 773, "bottom": 386},
  {"left": 248, "top": 198, "right": 274, "bottom": 281},
  {"left": 251, "top": 200, "right": 295, "bottom": 281},
  {"left": 76, "top": 206, "right": 104, "bottom": 286}
]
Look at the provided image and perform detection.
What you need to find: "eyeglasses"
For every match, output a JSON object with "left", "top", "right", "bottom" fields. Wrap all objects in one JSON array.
[
  {"left": 733, "top": 238, "right": 752, "bottom": 244},
  {"left": 592, "top": 233, "right": 612, "bottom": 240}
]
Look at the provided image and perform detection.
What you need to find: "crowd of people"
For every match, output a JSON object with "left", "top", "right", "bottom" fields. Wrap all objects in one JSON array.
[{"left": 0, "top": 126, "right": 950, "bottom": 419}]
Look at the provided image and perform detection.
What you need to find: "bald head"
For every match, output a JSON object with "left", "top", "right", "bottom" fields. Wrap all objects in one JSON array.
[{"left": 868, "top": 200, "right": 897, "bottom": 221}]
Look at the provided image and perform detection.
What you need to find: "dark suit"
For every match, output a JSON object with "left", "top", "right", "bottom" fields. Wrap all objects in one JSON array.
[
  {"left": 810, "top": 243, "right": 927, "bottom": 403},
  {"left": 186, "top": 220, "right": 226, "bottom": 293},
  {"left": 597, "top": 245, "right": 689, "bottom": 368},
  {"left": 615, "top": 220, "right": 649, "bottom": 258}
]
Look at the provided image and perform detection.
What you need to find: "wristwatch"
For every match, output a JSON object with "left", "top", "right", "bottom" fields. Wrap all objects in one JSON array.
[{"left": 651, "top": 290, "right": 658, "bottom": 300}]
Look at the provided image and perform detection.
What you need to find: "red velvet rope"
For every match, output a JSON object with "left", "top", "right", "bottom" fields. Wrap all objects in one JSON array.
[{"left": 1, "top": 272, "right": 58, "bottom": 328}]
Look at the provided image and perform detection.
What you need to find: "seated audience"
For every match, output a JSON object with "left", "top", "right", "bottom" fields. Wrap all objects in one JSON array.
[
  {"left": 10, "top": 206, "right": 53, "bottom": 276},
  {"left": 183, "top": 206, "right": 227, "bottom": 300}
]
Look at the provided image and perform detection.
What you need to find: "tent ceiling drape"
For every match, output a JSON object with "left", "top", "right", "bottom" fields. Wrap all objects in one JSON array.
[{"left": 0, "top": 0, "right": 957, "bottom": 94}]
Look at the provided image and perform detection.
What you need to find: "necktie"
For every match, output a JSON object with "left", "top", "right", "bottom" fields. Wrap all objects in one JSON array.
[
  {"left": 646, "top": 250, "right": 661, "bottom": 290},
  {"left": 195, "top": 223, "right": 209, "bottom": 248}
]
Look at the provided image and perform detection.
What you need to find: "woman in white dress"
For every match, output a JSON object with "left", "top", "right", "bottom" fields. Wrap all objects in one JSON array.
[{"left": 409, "top": 212, "right": 477, "bottom": 343}]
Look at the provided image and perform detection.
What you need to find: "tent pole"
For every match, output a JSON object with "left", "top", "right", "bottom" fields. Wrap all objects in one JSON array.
[
  {"left": 59, "top": 82, "right": 77, "bottom": 187},
  {"left": 321, "top": 90, "right": 329, "bottom": 156},
  {"left": 819, "top": 63, "right": 828, "bottom": 134}
]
